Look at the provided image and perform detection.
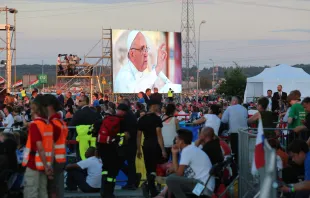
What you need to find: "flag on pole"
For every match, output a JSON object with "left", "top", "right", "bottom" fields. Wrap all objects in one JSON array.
[
  {"left": 30, "top": 79, "right": 40, "bottom": 87},
  {"left": 12, "top": 80, "right": 23, "bottom": 88},
  {"left": 251, "top": 118, "right": 265, "bottom": 175}
]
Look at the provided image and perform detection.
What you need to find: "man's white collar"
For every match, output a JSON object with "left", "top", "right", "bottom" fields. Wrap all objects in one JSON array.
[{"left": 129, "top": 60, "right": 144, "bottom": 79}]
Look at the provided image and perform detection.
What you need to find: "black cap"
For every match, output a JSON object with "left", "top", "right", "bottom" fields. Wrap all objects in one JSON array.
[{"left": 117, "top": 103, "right": 129, "bottom": 112}]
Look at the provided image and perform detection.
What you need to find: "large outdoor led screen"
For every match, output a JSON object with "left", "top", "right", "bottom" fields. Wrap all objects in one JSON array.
[{"left": 112, "top": 29, "right": 182, "bottom": 93}]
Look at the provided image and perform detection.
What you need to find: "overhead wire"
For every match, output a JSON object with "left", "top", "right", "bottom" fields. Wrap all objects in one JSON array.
[{"left": 18, "top": 0, "right": 174, "bottom": 19}]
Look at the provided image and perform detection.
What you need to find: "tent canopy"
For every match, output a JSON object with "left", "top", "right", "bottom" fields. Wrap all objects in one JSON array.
[{"left": 244, "top": 64, "right": 310, "bottom": 102}]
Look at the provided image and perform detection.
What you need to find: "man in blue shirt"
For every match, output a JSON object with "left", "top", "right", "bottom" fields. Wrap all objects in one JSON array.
[
  {"left": 281, "top": 140, "right": 310, "bottom": 197},
  {"left": 92, "top": 93, "right": 100, "bottom": 107}
]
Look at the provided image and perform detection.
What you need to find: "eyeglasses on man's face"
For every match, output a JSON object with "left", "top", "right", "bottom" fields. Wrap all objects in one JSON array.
[{"left": 130, "top": 46, "right": 150, "bottom": 53}]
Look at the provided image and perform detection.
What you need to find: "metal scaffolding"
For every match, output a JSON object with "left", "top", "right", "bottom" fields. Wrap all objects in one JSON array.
[
  {"left": 0, "top": 7, "right": 17, "bottom": 93},
  {"left": 56, "top": 28, "right": 112, "bottom": 96},
  {"left": 180, "top": 0, "right": 197, "bottom": 91}
]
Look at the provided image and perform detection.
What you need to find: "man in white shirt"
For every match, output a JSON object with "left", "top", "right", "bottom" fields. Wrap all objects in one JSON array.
[
  {"left": 114, "top": 30, "right": 167, "bottom": 93},
  {"left": 3, "top": 106, "right": 14, "bottom": 133},
  {"left": 65, "top": 147, "right": 102, "bottom": 192},
  {"left": 166, "top": 129, "right": 215, "bottom": 198},
  {"left": 266, "top": 89, "right": 273, "bottom": 111}
]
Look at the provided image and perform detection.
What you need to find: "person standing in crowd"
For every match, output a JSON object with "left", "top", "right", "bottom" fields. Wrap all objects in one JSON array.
[
  {"left": 150, "top": 87, "right": 162, "bottom": 107},
  {"left": 266, "top": 89, "right": 273, "bottom": 111},
  {"left": 92, "top": 93, "right": 100, "bottom": 107},
  {"left": 65, "top": 92, "right": 74, "bottom": 109},
  {"left": 3, "top": 106, "right": 14, "bottom": 133},
  {"left": 161, "top": 103, "right": 179, "bottom": 161},
  {"left": 272, "top": 85, "right": 287, "bottom": 112},
  {"left": 20, "top": 88, "right": 27, "bottom": 99},
  {"left": 31, "top": 89, "right": 38, "bottom": 101},
  {"left": 69, "top": 95, "right": 101, "bottom": 159},
  {"left": 137, "top": 100, "right": 167, "bottom": 197},
  {"left": 193, "top": 104, "right": 221, "bottom": 136},
  {"left": 137, "top": 92, "right": 145, "bottom": 104},
  {"left": 45, "top": 94, "right": 68, "bottom": 198},
  {"left": 22, "top": 95, "right": 53, "bottom": 198},
  {"left": 97, "top": 104, "right": 128, "bottom": 198},
  {"left": 294, "top": 97, "right": 310, "bottom": 145},
  {"left": 167, "top": 88, "right": 174, "bottom": 102},
  {"left": 119, "top": 99, "right": 140, "bottom": 190},
  {"left": 221, "top": 96, "right": 248, "bottom": 161},
  {"left": 56, "top": 90, "right": 64, "bottom": 107},
  {"left": 144, "top": 88, "right": 152, "bottom": 109},
  {"left": 288, "top": 90, "right": 306, "bottom": 139},
  {"left": 248, "top": 97, "right": 277, "bottom": 138}
]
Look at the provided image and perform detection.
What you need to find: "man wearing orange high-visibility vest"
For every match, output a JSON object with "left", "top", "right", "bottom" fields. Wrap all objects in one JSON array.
[
  {"left": 22, "top": 95, "right": 54, "bottom": 198},
  {"left": 45, "top": 94, "right": 68, "bottom": 198}
]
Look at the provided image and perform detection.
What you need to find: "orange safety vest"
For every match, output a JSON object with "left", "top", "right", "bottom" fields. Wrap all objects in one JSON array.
[
  {"left": 51, "top": 118, "right": 68, "bottom": 163},
  {"left": 22, "top": 119, "right": 54, "bottom": 171}
]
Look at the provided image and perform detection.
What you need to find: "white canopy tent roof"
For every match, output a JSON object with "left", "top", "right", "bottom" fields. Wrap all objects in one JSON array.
[{"left": 244, "top": 64, "right": 310, "bottom": 103}]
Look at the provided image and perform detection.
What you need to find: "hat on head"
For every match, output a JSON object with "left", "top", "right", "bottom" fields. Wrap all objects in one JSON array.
[
  {"left": 117, "top": 103, "right": 129, "bottom": 112},
  {"left": 127, "top": 30, "right": 143, "bottom": 51}
]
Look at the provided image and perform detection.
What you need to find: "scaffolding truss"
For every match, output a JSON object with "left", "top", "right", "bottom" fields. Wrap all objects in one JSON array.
[{"left": 56, "top": 28, "right": 112, "bottom": 95}]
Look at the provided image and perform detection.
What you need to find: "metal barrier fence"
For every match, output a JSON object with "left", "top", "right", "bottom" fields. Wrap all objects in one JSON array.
[
  {"left": 238, "top": 127, "right": 298, "bottom": 198},
  {"left": 238, "top": 128, "right": 258, "bottom": 198}
]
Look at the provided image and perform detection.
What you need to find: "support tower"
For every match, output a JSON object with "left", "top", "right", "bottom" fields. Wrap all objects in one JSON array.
[
  {"left": 0, "top": 7, "right": 17, "bottom": 93},
  {"left": 180, "top": 0, "right": 197, "bottom": 91},
  {"left": 56, "top": 28, "right": 112, "bottom": 96}
]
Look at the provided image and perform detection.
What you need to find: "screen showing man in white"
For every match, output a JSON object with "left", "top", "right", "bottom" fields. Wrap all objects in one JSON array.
[{"left": 114, "top": 30, "right": 169, "bottom": 93}]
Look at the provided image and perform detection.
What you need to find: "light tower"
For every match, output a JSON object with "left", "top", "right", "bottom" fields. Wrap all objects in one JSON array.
[
  {"left": 0, "top": 7, "right": 17, "bottom": 93},
  {"left": 181, "top": 0, "right": 197, "bottom": 91}
]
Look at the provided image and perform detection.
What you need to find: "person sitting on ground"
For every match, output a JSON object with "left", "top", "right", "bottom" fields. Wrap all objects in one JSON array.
[
  {"left": 65, "top": 147, "right": 102, "bottom": 192},
  {"left": 195, "top": 127, "right": 224, "bottom": 165},
  {"left": 281, "top": 140, "right": 310, "bottom": 197},
  {"left": 166, "top": 129, "right": 215, "bottom": 198}
]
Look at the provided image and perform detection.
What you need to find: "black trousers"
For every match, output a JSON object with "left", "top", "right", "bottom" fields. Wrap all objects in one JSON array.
[
  {"left": 120, "top": 146, "right": 137, "bottom": 186},
  {"left": 66, "top": 169, "right": 100, "bottom": 193},
  {"left": 98, "top": 143, "right": 124, "bottom": 197},
  {"left": 142, "top": 145, "right": 161, "bottom": 195},
  {"left": 230, "top": 133, "right": 238, "bottom": 162}
]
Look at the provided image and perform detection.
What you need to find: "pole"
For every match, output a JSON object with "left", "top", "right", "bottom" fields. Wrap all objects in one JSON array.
[
  {"left": 42, "top": 60, "right": 44, "bottom": 90},
  {"left": 196, "top": 21, "right": 205, "bottom": 102},
  {"left": 6, "top": 11, "right": 12, "bottom": 93},
  {"left": 14, "top": 11, "right": 16, "bottom": 85}
]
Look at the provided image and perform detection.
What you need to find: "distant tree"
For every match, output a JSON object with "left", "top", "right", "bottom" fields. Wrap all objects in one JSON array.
[{"left": 216, "top": 65, "right": 246, "bottom": 99}]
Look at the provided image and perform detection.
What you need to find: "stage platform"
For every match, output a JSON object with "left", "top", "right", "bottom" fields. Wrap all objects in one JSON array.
[{"left": 64, "top": 189, "right": 143, "bottom": 198}]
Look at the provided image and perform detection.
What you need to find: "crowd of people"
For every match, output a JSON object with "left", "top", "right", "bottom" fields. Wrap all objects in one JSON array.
[{"left": 0, "top": 84, "right": 310, "bottom": 198}]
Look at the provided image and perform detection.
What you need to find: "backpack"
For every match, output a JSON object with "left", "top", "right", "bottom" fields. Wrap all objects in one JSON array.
[{"left": 97, "top": 114, "right": 121, "bottom": 144}]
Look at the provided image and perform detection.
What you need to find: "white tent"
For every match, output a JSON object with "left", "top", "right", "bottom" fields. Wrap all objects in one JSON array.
[{"left": 244, "top": 64, "right": 310, "bottom": 103}]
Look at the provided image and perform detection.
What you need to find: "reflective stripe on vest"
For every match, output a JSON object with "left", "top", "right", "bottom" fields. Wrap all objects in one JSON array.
[
  {"left": 107, "top": 177, "right": 116, "bottom": 182},
  {"left": 52, "top": 118, "right": 68, "bottom": 163},
  {"left": 22, "top": 119, "right": 54, "bottom": 170}
]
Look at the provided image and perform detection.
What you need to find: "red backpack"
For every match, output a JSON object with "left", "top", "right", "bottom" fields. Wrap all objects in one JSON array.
[{"left": 97, "top": 115, "right": 121, "bottom": 144}]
